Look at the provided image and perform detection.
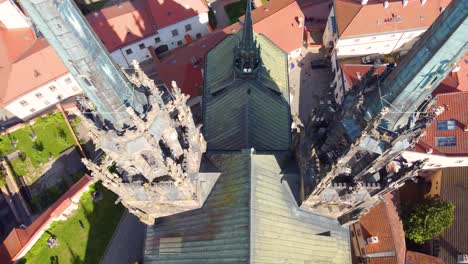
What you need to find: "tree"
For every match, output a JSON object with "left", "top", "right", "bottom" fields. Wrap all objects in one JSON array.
[{"left": 403, "top": 198, "right": 455, "bottom": 244}]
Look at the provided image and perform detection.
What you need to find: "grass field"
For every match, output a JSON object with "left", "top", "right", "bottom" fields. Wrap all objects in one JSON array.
[
  {"left": 20, "top": 182, "right": 124, "bottom": 264},
  {"left": 0, "top": 112, "right": 75, "bottom": 179},
  {"left": 224, "top": 1, "right": 247, "bottom": 24}
]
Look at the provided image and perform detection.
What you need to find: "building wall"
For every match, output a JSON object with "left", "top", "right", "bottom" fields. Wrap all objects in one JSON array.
[
  {"left": 4, "top": 73, "right": 82, "bottom": 120},
  {"left": 110, "top": 13, "right": 210, "bottom": 67},
  {"left": 0, "top": 0, "right": 31, "bottom": 29},
  {"left": 334, "top": 29, "right": 426, "bottom": 57},
  {"left": 322, "top": 7, "right": 335, "bottom": 48},
  {"left": 402, "top": 151, "right": 468, "bottom": 169}
]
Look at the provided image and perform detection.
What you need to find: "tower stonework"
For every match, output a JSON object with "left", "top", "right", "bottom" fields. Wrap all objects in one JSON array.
[
  {"left": 21, "top": 0, "right": 216, "bottom": 224},
  {"left": 298, "top": 0, "right": 467, "bottom": 224}
]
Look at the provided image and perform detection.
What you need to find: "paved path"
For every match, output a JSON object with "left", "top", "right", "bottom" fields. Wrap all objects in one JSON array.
[
  {"left": 209, "top": 0, "right": 232, "bottom": 29},
  {"left": 100, "top": 210, "right": 146, "bottom": 264}
]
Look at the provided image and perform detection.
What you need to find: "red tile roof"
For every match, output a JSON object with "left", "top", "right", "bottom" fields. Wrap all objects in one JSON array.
[
  {"left": 334, "top": 0, "right": 451, "bottom": 38},
  {"left": 340, "top": 64, "right": 386, "bottom": 88},
  {"left": 147, "top": 0, "right": 208, "bottom": 29},
  {"left": 0, "top": 38, "right": 69, "bottom": 106},
  {"left": 87, "top": 0, "right": 208, "bottom": 52},
  {"left": 0, "top": 175, "right": 93, "bottom": 262},
  {"left": 406, "top": 250, "right": 445, "bottom": 264},
  {"left": 359, "top": 192, "right": 406, "bottom": 264},
  {"left": 417, "top": 92, "right": 468, "bottom": 156},
  {"left": 86, "top": 0, "right": 156, "bottom": 51},
  {"left": 252, "top": 0, "right": 304, "bottom": 53},
  {"left": 155, "top": 31, "right": 228, "bottom": 97}
]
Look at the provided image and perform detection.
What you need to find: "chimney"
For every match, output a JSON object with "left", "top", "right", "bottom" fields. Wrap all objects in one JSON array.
[
  {"left": 297, "top": 17, "right": 304, "bottom": 28},
  {"left": 384, "top": 1, "right": 389, "bottom": 8},
  {"left": 361, "top": 0, "right": 368, "bottom": 5},
  {"left": 402, "top": 0, "right": 408, "bottom": 7}
]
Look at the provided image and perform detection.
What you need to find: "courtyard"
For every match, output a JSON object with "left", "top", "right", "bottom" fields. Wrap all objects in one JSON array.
[{"left": 19, "top": 182, "right": 124, "bottom": 264}]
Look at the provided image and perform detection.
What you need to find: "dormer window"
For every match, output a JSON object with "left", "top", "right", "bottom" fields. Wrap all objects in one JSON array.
[
  {"left": 436, "top": 136, "right": 456, "bottom": 147},
  {"left": 437, "top": 120, "right": 456, "bottom": 130}
]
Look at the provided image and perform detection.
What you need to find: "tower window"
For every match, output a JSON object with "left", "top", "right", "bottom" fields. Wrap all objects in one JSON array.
[
  {"left": 171, "top": 29, "right": 179, "bottom": 37},
  {"left": 437, "top": 120, "right": 456, "bottom": 130},
  {"left": 126, "top": 48, "right": 133, "bottom": 55},
  {"left": 436, "top": 136, "right": 456, "bottom": 147},
  {"left": 185, "top": 24, "right": 192, "bottom": 32},
  {"left": 139, "top": 43, "right": 146, "bottom": 49}
]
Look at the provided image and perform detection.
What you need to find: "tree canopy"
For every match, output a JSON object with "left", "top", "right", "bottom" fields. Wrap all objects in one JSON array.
[{"left": 403, "top": 198, "right": 455, "bottom": 244}]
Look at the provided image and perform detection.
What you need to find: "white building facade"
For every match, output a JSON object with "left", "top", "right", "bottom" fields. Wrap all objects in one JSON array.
[
  {"left": 110, "top": 13, "right": 210, "bottom": 68},
  {"left": 4, "top": 73, "right": 82, "bottom": 120}
]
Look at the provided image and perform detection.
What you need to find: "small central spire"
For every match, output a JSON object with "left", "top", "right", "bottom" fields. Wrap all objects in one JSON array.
[{"left": 234, "top": 0, "right": 260, "bottom": 77}]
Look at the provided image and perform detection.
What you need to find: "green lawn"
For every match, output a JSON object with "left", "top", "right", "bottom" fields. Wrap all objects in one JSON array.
[
  {"left": 20, "top": 182, "right": 125, "bottom": 264},
  {"left": 0, "top": 112, "right": 75, "bottom": 180},
  {"left": 261, "top": 0, "right": 269, "bottom": 4},
  {"left": 224, "top": 1, "right": 247, "bottom": 24}
]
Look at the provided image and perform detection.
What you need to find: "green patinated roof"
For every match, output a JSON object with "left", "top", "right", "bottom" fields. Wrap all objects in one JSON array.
[
  {"left": 203, "top": 32, "right": 291, "bottom": 151},
  {"left": 144, "top": 153, "right": 351, "bottom": 264}
]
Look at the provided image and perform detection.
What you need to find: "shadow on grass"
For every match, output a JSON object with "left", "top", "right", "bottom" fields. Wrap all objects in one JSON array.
[{"left": 20, "top": 182, "right": 124, "bottom": 264}]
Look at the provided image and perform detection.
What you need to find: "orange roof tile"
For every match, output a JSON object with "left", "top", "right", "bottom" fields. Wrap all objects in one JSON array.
[
  {"left": 334, "top": 0, "right": 450, "bottom": 38},
  {"left": 0, "top": 175, "right": 93, "bottom": 262},
  {"left": 406, "top": 251, "right": 445, "bottom": 264},
  {"left": 156, "top": 31, "right": 228, "bottom": 97},
  {"left": 0, "top": 38, "right": 69, "bottom": 105},
  {"left": 147, "top": 0, "right": 208, "bottom": 29},
  {"left": 359, "top": 192, "right": 406, "bottom": 263},
  {"left": 340, "top": 64, "right": 386, "bottom": 88},
  {"left": 417, "top": 92, "right": 468, "bottom": 156},
  {"left": 86, "top": 0, "right": 156, "bottom": 51},
  {"left": 87, "top": 0, "right": 208, "bottom": 52},
  {"left": 252, "top": 0, "right": 304, "bottom": 53}
]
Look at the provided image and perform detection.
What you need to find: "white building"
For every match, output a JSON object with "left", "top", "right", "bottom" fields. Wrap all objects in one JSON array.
[
  {"left": 0, "top": 0, "right": 82, "bottom": 122},
  {"left": 325, "top": 0, "right": 451, "bottom": 104},
  {"left": 87, "top": 0, "right": 211, "bottom": 68}
]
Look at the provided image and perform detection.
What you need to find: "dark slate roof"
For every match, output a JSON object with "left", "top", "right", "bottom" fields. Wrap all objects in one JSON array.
[
  {"left": 144, "top": 152, "right": 351, "bottom": 263},
  {"left": 202, "top": 32, "right": 291, "bottom": 151}
]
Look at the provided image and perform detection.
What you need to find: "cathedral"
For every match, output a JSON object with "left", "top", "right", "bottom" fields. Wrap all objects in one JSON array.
[{"left": 19, "top": 0, "right": 467, "bottom": 261}]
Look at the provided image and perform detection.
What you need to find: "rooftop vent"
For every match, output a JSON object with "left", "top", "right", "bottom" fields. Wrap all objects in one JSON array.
[
  {"left": 117, "top": 4, "right": 122, "bottom": 9},
  {"left": 356, "top": 72, "right": 361, "bottom": 80},
  {"left": 33, "top": 70, "right": 40, "bottom": 78},
  {"left": 421, "top": 0, "right": 427, "bottom": 5},
  {"left": 426, "top": 148, "right": 433, "bottom": 154},
  {"left": 402, "top": 0, "right": 408, "bottom": 7},
  {"left": 361, "top": 0, "right": 368, "bottom": 5},
  {"left": 367, "top": 236, "right": 379, "bottom": 244},
  {"left": 384, "top": 1, "right": 389, "bottom": 8},
  {"left": 264, "top": 7, "right": 269, "bottom": 12}
]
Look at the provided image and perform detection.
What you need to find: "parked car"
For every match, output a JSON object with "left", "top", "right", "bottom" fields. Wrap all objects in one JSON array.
[{"left": 361, "top": 54, "right": 385, "bottom": 64}]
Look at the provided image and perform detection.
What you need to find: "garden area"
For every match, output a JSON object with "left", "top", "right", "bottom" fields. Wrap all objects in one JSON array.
[
  {"left": 0, "top": 112, "right": 77, "bottom": 182},
  {"left": 20, "top": 182, "right": 125, "bottom": 264},
  {"left": 224, "top": 0, "right": 249, "bottom": 24}
]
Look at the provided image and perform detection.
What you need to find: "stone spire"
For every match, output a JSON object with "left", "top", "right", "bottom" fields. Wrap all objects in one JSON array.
[{"left": 234, "top": 0, "right": 260, "bottom": 76}]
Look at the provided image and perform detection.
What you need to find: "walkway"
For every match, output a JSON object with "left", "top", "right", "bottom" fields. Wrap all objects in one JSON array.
[
  {"left": 100, "top": 210, "right": 147, "bottom": 264},
  {"left": 208, "top": 0, "right": 233, "bottom": 29}
]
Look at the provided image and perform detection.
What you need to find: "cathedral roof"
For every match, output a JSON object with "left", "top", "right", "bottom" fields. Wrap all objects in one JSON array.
[
  {"left": 144, "top": 153, "right": 351, "bottom": 263},
  {"left": 202, "top": 32, "right": 291, "bottom": 151}
]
